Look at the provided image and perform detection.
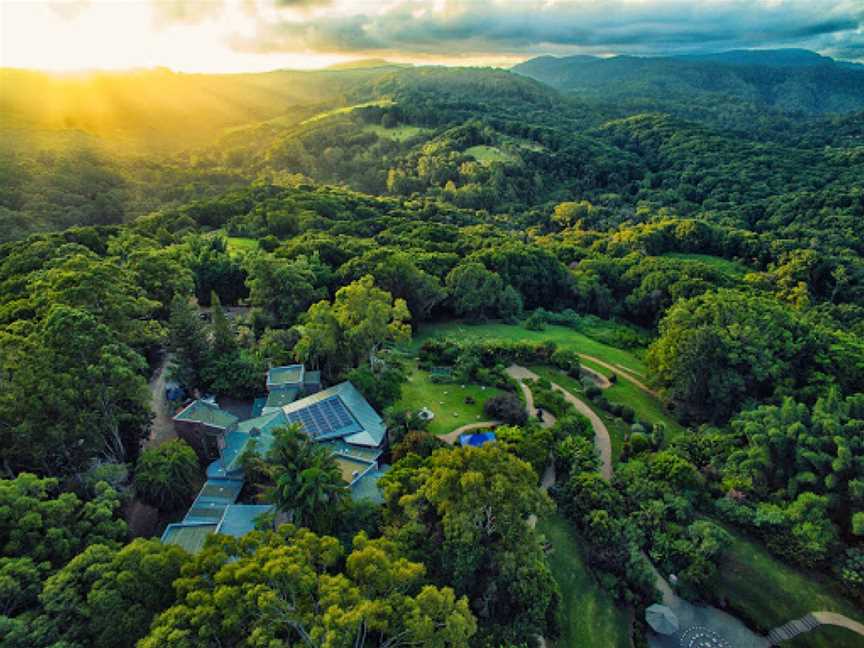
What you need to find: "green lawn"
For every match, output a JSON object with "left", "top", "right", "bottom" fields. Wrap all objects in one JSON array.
[
  {"left": 395, "top": 362, "right": 503, "bottom": 436},
  {"left": 225, "top": 236, "right": 258, "bottom": 255},
  {"left": 365, "top": 124, "right": 431, "bottom": 141},
  {"left": 413, "top": 321, "right": 647, "bottom": 376},
  {"left": 411, "top": 322, "right": 687, "bottom": 443},
  {"left": 299, "top": 99, "right": 394, "bottom": 125},
  {"left": 715, "top": 524, "right": 863, "bottom": 648},
  {"left": 538, "top": 514, "right": 631, "bottom": 648},
  {"left": 464, "top": 145, "right": 514, "bottom": 164},
  {"left": 660, "top": 252, "right": 749, "bottom": 277}
]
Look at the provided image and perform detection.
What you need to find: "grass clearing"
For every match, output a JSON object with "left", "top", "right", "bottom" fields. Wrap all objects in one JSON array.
[
  {"left": 225, "top": 236, "right": 258, "bottom": 255},
  {"left": 300, "top": 99, "right": 394, "bottom": 126},
  {"left": 413, "top": 321, "right": 648, "bottom": 376},
  {"left": 395, "top": 361, "right": 503, "bottom": 436},
  {"left": 365, "top": 124, "right": 431, "bottom": 141},
  {"left": 661, "top": 252, "right": 749, "bottom": 277},
  {"left": 538, "top": 514, "right": 631, "bottom": 648},
  {"left": 464, "top": 145, "right": 514, "bottom": 164},
  {"left": 714, "top": 524, "right": 863, "bottom": 648}
]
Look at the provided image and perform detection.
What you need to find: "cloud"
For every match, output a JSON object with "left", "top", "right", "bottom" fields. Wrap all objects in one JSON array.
[
  {"left": 150, "top": 0, "right": 226, "bottom": 28},
  {"left": 228, "top": 0, "right": 864, "bottom": 62}
]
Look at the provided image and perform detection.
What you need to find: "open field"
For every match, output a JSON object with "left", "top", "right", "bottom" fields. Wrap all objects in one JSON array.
[
  {"left": 395, "top": 362, "right": 503, "bottom": 436},
  {"left": 714, "top": 524, "right": 863, "bottom": 648},
  {"left": 660, "top": 252, "right": 749, "bottom": 277},
  {"left": 464, "top": 144, "right": 515, "bottom": 164},
  {"left": 300, "top": 99, "right": 394, "bottom": 125},
  {"left": 225, "top": 236, "right": 258, "bottom": 255},
  {"left": 365, "top": 124, "right": 431, "bottom": 141},
  {"left": 413, "top": 321, "right": 648, "bottom": 376},
  {"left": 538, "top": 514, "right": 631, "bottom": 648}
]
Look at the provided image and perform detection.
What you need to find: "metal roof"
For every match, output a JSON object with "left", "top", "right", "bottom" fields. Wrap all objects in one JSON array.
[
  {"left": 173, "top": 399, "right": 239, "bottom": 429},
  {"left": 215, "top": 504, "right": 274, "bottom": 537},
  {"left": 267, "top": 365, "right": 304, "bottom": 388},
  {"left": 281, "top": 381, "right": 386, "bottom": 447}
]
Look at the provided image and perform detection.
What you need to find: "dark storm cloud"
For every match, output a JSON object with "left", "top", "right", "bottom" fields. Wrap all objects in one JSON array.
[{"left": 230, "top": 0, "right": 864, "bottom": 62}]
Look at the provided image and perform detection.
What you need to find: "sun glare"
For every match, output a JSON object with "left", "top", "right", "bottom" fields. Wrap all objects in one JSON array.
[{"left": 0, "top": 1, "right": 343, "bottom": 73}]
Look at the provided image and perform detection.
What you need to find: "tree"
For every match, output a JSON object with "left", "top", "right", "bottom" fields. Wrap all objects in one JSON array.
[
  {"left": 140, "top": 526, "right": 476, "bottom": 647},
  {"left": 208, "top": 291, "right": 236, "bottom": 358},
  {"left": 244, "top": 253, "right": 326, "bottom": 324},
  {"left": 380, "top": 445, "right": 557, "bottom": 644},
  {"left": 244, "top": 425, "right": 347, "bottom": 534},
  {"left": 167, "top": 294, "right": 209, "bottom": 392},
  {"left": 0, "top": 474, "right": 125, "bottom": 570},
  {"left": 339, "top": 249, "right": 446, "bottom": 322},
  {"left": 133, "top": 439, "right": 201, "bottom": 511},
  {"left": 445, "top": 262, "right": 503, "bottom": 320},
  {"left": 0, "top": 305, "right": 151, "bottom": 474},
  {"left": 295, "top": 275, "right": 411, "bottom": 376},
  {"left": 497, "top": 284, "right": 524, "bottom": 322},
  {"left": 646, "top": 289, "right": 860, "bottom": 422},
  {"left": 28, "top": 539, "right": 187, "bottom": 648},
  {"left": 347, "top": 365, "right": 405, "bottom": 411},
  {"left": 483, "top": 392, "right": 528, "bottom": 426}
]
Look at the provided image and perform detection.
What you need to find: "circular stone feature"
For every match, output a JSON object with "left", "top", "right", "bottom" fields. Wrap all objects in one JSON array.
[{"left": 679, "top": 626, "right": 733, "bottom": 648}]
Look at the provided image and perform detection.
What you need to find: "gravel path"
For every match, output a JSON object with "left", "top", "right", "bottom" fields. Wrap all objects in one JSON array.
[
  {"left": 146, "top": 352, "right": 176, "bottom": 448},
  {"left": 507, "top": 365, "right": 612, "bottom": 481},
  {"left": 578, "top": 353, "right": 658, "bottom": 397}
]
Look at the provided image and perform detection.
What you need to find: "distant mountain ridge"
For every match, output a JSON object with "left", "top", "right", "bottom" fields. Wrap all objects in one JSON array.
[{"left": 512, "top": 49, "right": 864, "bottom": 114}]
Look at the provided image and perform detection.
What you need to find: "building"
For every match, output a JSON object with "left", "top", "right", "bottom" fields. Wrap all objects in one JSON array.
[
  {"left": 164, "top": 369, "right": 390, "bottom": 552},
  {"left": 172, "top": 399, "right": 238, "bottom": 461}
]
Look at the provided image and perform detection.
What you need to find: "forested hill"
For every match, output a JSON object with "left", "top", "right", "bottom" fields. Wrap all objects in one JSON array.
[
  {"left": 512, "top": 48, "right": 864, "bottom": 115},
  {"left": 3, "top": 57, "right": 864, "bottom": 244}
]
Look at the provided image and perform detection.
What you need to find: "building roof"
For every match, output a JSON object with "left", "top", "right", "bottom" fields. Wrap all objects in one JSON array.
[
  {"left": 183, "top": 478, "right": 242, "bottom": 524},
  {"left": 161, "top": 523, "right": 217, "bottom": 553},
  {"left": 223, "top": 411, "right": 288, "bottom": 473},
  {"left": 319, "top": 439, "right": 383, "bottom": 464},
  {"left": 263, "top": 387, "right": 299, "bottom": 412},
  {"left": 215, "top": 504, "right": 274, "bottom": 537},
  {"left": 174, "top": 399, "right": 239, "bottom": 430},
  {"left": 267, "top": 365, "right": 304, "bottom": 389},
  {"left": 350, "top": 465, "right": 392, "bottom": 504},
  {"left": 281, "top": 381, "right": 386, "bottom": 447},
  {"left": 335, "top": 455, "right": 376, "bottom": 485}
]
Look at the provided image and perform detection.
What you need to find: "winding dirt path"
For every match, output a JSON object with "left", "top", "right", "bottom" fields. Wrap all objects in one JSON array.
[
  {"left": 146, "top": 352, "right": 176, "bottom": 448},
  {"left": 578, "top": 353, "right": 658, "bottom": 398},
  {"left": 507, "top": 365, "right": 613, "bottom": 481}
]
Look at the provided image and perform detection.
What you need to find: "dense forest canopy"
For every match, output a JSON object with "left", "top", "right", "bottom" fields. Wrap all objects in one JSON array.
[{"left": 1, "top": 47, "right": 864, "bottom": 648}]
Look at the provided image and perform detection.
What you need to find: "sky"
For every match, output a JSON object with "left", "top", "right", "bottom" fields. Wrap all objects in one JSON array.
[{"left": 1, "top": 0, "right": 862, "bottom": 73}]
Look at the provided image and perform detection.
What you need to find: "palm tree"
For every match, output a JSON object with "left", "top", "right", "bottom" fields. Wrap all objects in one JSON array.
[{"left": 255, "top": 425, "right": 347, "bottom": 533}]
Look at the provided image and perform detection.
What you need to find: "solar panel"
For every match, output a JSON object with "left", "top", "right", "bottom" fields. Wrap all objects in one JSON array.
[{"left": 285, "top": 396, "right": 359, "bottom": 439}]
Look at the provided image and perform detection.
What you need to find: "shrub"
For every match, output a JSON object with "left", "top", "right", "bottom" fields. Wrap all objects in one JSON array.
[
  {"left": 134, "top": 440, "right": 200, "bottom": 511},
  {"left": 619, "top": 405, "right": 636, "bottom": 423},
  {"left": 258, "top": 235, "right": 279, "bottom": 252},
  {"left": 483, "top": 393, "right": 528, "bottom": 425},
  {"left": 585, "top": 385, "right": 602, "bottom": 400},
  {"left": 524, "top": 311, "right": 546, "bottom": 331}
]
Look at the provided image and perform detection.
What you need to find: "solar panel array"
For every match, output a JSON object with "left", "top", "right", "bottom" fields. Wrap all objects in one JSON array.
[{"left": 285, "top": 396, "right": 358, "bottom": 439}]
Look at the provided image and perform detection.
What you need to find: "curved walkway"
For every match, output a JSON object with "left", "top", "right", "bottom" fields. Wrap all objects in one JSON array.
[
  {"left": 579, "top": 353, "right": 658, "bottom": 398},
  {"left": 507, "top": 365, "right": 613, "bottom": 481}
]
